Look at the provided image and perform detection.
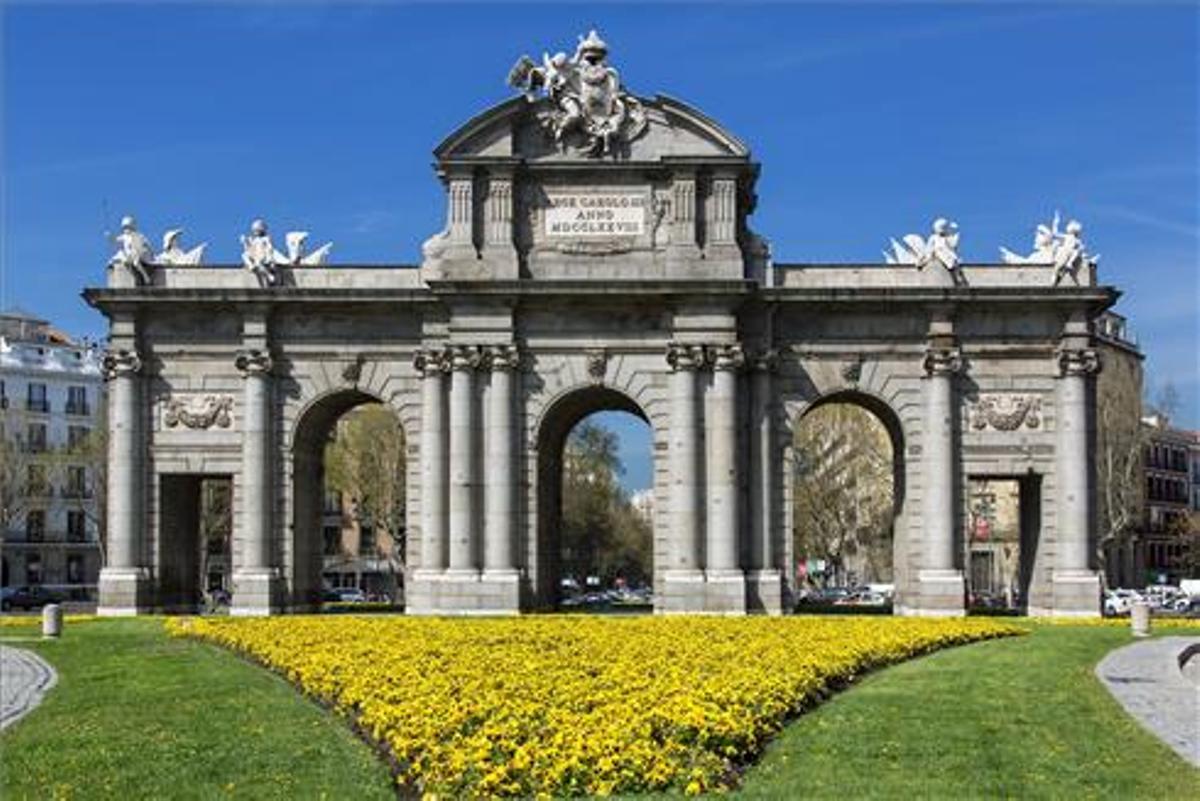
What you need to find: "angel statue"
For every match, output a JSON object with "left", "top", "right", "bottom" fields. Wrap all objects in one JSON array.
[
  {"left": 108, "top": 215, "right": 154, "bottom": 285},
  {"left": 283, "top": 231, "right": 333, "bottom": 266},
  {"left": 155, "top": 228, "right": 207, "bottom": 266},
  {"left": 240, "top": 219, "right": 280, "bottom": 287},
  {"left": 999, "top": 212, "right": 1098, "bottom": 285},
  {"left": 885, "top": 218, "right": 964, "bottom": 281}
]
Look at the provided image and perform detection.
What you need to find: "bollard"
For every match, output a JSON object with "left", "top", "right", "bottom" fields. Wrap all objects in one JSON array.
[
  {"left": 41, "top": 603, "right": 63, "bottom": 639},
  {"left": 1129, "top": 599, "right": 1150, "bottom": 638}
]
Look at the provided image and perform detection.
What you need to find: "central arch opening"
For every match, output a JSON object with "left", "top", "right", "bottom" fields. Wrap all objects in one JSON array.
[
  {"left": 791, "top": 393, "right": 904, "bottom": 612},
  {"left": 536, "top": 387, "right": 654, "bottom": 611},
  {"left": 292, "top": 391, "right": 407, "bottom": 610}
]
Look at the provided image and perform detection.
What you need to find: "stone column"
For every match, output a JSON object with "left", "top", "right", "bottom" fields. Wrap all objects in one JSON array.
[
  {"left": 416, "top": 349, "right": 448, "bottom": 572},
  {"left": 913, "top": 345, "right": 965, "bottom": 615},
  {"left": 447, "top": 345, "right": 480, "bottom": 575},
  {"left": 97, "top": 348, "right": 148, "bottom": 615},
  {"left": 663, "top": 343, "right": 705, "bottom": 611},
  {"left": 747, "top": 349, "right": 782, "bottom": 614},
  {"left": 705, "top": 344, "right": 746, "bottom": 613},
  {"left": 232, "top": 348, "right": 279, "bottom": 615},
  {"left": 1051, "top": 346, "right": 1102, "bottom": 616},
  {"left": 484, "top": 345, "right": 518, "bottom": 574}
]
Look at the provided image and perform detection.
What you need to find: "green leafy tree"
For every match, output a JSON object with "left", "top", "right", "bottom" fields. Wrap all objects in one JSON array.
[
  {"left": 560, "top": 422, "right": 651, "bottom": 589},
  {"left": 324, "top": 405, "right": 407, "bottom": 573}
]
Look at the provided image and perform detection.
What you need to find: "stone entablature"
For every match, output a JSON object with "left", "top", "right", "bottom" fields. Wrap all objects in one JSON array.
[{"left": 86, "top": 31, "right": 1116, "bottom": 619}]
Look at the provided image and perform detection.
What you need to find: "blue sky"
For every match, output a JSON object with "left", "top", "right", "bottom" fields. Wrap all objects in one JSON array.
[{"left": 3, "top": 3, "right": 1197, "bottom": 490}]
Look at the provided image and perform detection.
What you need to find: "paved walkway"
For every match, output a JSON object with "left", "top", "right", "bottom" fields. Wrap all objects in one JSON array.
[
  {"left": 0, "top": 645, "right": 58, "bottom": 731},
  {"left": 1095, "top": 636, "right": 1200, "bottom": 767}
]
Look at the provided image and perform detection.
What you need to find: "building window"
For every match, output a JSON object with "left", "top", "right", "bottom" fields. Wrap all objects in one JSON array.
[
  {"left": 25, "top": 510, "right": 46, "bottom": 542},
  {"left": 26, "top": 383, "right": 48, "bottom": 413},
  {"left": 67, "top": 555, "right": 84, "bottom": 584},
  {"left": 26, "top": 423, "right": 47, "bottom": 453},
  {"left": 26, "top": 554, "right": 43, "bottom": 585},
  {"left": 0, "top": 379, "right": 7, "bottom": 409},
  {"left": 359, "top": 526, "right": 376, "bottom": 557},
  {"left": 68, "top": 425, "right": 90, "bottom": 450},
  {"left": 67, "top": 510, "right": 87, "bottom": 542},
  {"left": 66, "top": 386, "right": 89, "bottom": 416},
  {"left": 26, "top": 464, "right": 49, "bottom": 496},
  {"left": 65, "top": 466, "right": 88, "bottom": 498},
  {"left": 323, "top": 526, "right": 342, "bottom": 556},
  {"left": 323, "top": 490, "right": 343, "bottom": 515}
]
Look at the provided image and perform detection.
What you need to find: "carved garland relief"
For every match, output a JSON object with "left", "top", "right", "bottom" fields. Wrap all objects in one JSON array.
[
  {"left": 969, "top": 394, "right": 1042, "bottom": 432},
  {"left": 163, "top": 394, "right": 234, "bottom": 430}
]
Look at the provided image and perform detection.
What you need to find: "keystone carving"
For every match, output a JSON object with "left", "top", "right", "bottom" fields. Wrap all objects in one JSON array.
[
  {"left": 164, "top": 394, "right": 233, "bottom": 430},
  {"left": 584, "top": 348, "right": 607, "bottom": 383}
]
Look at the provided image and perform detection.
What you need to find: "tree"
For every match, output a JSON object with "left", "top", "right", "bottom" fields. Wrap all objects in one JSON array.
[
  {"left": 0, "top": 434, "right": 34, "bottom": 539},
  {"left": 324, "top": 405, "right": 407, "bottom": 581},
  {"left": 792, "top": 404, "right": 894, "bottom": 586},
  {"left": 560, "top": 422, "right": 652, "bottom": 589},
  {"left": 1095, "top": 345, "right": 1145, "bottom": 588}
]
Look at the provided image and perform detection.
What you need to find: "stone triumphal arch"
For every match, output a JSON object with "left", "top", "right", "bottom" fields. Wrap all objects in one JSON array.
[{"left": 88, "top": 32, "right": 1112, "bottom": 617}]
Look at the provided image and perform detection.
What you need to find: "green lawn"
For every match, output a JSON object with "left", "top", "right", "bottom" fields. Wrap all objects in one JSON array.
[
  {"left": 2, "top": 619, "right": 1195, "bottom": 799},
  {"left": 736, "top": 624, "right": 1198, "bottom": 799},
  {"left": 0, "top": 619, "right": 394, "bottom": 800}
]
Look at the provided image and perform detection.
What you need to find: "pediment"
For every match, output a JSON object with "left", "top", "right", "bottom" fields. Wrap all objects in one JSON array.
[{"left": 434, "top": 95, "right": 750, "bottom": 164}]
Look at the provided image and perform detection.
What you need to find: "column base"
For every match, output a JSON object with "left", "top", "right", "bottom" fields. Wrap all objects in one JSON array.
[
  {"left": 895, "top": 569, "right": 965, "bottom": 617},
  {"left": 1027, "top": 570, "right": 1101, "bottom": 618},
  {"left": 745, "top": 569, "right": 785, "bottom": 615},
  {"left": 705, "top": 570, "right": 747, "bottom": 615},
  {"left": 660, "top": 569, "right": 706, "bottom": 614},
  {"left": 406, "top": 569, "right": 520, "bottom": 615},
  {"left": 97, "top": 567, "right": 151, "bottom": 616},
  {"left": 230, "top": 569, "right": 284, "bottom": 617}
]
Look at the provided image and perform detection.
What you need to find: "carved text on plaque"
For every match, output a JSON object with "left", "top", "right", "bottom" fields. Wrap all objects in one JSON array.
[{"left": 545, "top": 193, "right": 646, "bottom": 237}]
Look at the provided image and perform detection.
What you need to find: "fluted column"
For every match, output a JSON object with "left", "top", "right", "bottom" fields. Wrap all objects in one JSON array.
[
  {"left": 706, "top": 344, "right": 744, "bottom": 574},
  {"left": 1056, "top": 348, "right": 1099, "bottom": 574},
  {"left": 484, "top": 345, "right": 519, "bottom": 574},
  {"left": 448, "top": 345, "right": 480, "bottom": 574},
  {"left": 236, "top": 349, "right": 273, "bottom": 571},
  {"left": 921, "top": 346, "right": 961, "bottom": 573},
  {"left": 666, "top": 343, "right": 705, "bottom": 575},
  {"left": 415, "top": 349, "right": 448, "bottom": 571}
]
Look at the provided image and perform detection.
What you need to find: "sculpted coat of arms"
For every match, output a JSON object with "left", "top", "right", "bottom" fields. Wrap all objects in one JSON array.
[{"left": 508, "top": 30, "right": 648, "bottom": 157}]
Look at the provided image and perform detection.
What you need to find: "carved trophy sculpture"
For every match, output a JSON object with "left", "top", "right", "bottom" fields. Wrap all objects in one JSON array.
[
  {"left": 240, "top": 219, "right": 280, "bottom": 287},
  {"left": 885, "top": 218, "right": 965, "bottom": 284},
  {"left": 999, "top": 212, "right": 1099, "bottom": 285},
  {"left": 283, "top": 231, "right": 333, "bottom": 266},
  {"left": 155, "top": 228, "right": 207, "bottom": 266},
  {"left": 508, "top": 29, "right": 648, "bottom": 157},
  {"left": 108, "top": 215, "right": 154, "bottom": 285}
]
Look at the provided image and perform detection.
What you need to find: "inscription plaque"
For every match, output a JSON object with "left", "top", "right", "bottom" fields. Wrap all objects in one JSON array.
[{"left": 545, "top": 193, "right": 646, "bottom": 237}]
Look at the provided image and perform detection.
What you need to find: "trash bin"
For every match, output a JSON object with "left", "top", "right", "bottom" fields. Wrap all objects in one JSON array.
[
  {"left": 1130, "top": 599, "right": 1150, "bottom": 638},
  {"left": 42, "top": 603, "right": 63, "bottom": 638}
]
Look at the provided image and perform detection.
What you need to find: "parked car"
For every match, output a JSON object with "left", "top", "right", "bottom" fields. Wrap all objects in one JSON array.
[
  {"left": 332, "top": 587, "right": 367, "bottom": 603},
  {"left": 0, "top": 585, "right": 64, "bottom": 611}
]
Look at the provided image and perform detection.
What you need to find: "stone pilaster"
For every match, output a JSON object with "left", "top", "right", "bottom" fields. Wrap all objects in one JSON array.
[
  {"left": 231, "top": 348, "right": 281, "bottom": 616},
  {"left": 705, "top": 343, "right": 746, "bottom": 613},
  {"left": 908, "top": 345, "right": 966, "bottom": 616},
  {"left": 481, "top": 344, "right": 520, "bottom": 612},
  {"left": 483, "top": 173, "right": 519, "bottom": 279},
  {"left": 663, "top": 342, "right": 706, "bottom": 612},
  {"left": 746, "top": 349, "right": 783, "bottom": 614},
  {"left": 97, "top": 349, "right": 149, "bottom": 615},
  {"left": 447, "top": 177, "right": 474, "bottom": 247},
  {"left": 415, "top": 349, "right": 449, "bottom": 573},
  {"left": 1045, "top": 346, "right": 1102, "bottom": 616}
]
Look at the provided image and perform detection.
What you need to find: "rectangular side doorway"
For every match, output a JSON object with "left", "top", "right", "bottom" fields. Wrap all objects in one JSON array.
[
  {"left": 158, "top": 474, "right": 232, "bottom": 612},
  {"left": 965, "top": 475, "right": 1041, "bottom": 614}
]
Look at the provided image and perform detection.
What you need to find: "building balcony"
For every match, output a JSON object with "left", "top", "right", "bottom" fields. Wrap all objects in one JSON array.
[
  {"left": 26, "top": 399, "right": 50, "bottom": 413},
  {"left": 65, "top": 402, "right": 91, "bottom": 416}
]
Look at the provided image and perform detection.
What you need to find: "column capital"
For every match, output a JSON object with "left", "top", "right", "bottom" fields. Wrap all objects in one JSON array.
[
  {"left": 666, "top": 342, "right": 706, "bottom": 371},
  {"left": 486, "top": 344, "right": 521, "bottom": 372},
  {"left": 414, "top": 347, "right": 449, "bottom": 377},
  {"left": 1056, "top": 347, "right": 1100, "bottom": 377},
  {"left": 748, "top": 348, "right": 779, "bottom": 373},
  {"left": 102, "top": 348, "right": 142, "bottom": 379},
  {"left": 449, "top": 344, "right": 483, "bottom": 372},
  {"left": 711, "top": 343, "right": 746, "bottom": 372},
  {"left": 923, "top": 346, "right": 963, "bottom": 377},
  {"left": 235, "top": 348, "right": 273, "bottom": 377}
]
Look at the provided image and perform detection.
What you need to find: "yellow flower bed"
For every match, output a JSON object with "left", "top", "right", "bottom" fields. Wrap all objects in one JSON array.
[
  {"left": 1023, "top": 616, "right": 1200, "bottom": 629},
  {"left": 0, "top": 613, "right": 98, "bottom": 628},
  {"left": 167, "top": 615, "right": 1019, "bottom": 797}
]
